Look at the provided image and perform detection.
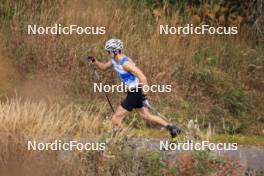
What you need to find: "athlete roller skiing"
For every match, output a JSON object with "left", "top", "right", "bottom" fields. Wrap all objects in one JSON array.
[{"left": 87, "top": 38, "right": 182, "bottom": 142}]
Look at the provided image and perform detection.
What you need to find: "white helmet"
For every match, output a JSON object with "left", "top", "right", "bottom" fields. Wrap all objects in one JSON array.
[{"left": 105, "top": 38, "right": 123, "bottom": 52}]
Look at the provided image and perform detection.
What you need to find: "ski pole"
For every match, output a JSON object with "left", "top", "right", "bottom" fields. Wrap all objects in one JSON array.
[
  {"left": 146, "top": 103, "right": 170, "bottom": 122},
  {"left": 146, "top": 103, "right": 186, "bottom": 134},
  {"left": 90, "top": 63, "right": 115, "bottom": 113}
]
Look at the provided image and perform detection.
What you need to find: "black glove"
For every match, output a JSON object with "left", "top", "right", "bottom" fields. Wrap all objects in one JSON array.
[{"left": 87, "top": 56, "right": 95, "bottom": 63}]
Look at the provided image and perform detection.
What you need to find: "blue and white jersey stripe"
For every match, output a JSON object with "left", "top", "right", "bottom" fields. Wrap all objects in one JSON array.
[{"left": 112, "top": 56, "right": 139, "bottom": 89}]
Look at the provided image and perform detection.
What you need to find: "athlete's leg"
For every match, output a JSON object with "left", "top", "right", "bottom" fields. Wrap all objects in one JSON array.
[
  {"left": 136, "top": 107, "right": 182, "bottom": 141},
  {"left": 136, "top": 107, "right": 168, "bottom": 127},
  {"left": 112, "top": 105, "right": 129, "bottom": 127},
  {"left": 103, "top": 106, "right": 129, "bottom": 142}
]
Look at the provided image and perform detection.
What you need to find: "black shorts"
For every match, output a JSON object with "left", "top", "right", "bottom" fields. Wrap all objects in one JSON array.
[{"left": 121, "top": 88, "right": 144, "bottom": 112}]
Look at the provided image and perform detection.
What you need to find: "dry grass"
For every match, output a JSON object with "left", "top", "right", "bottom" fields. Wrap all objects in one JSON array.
[
  {"left": 0, "top": 45, "right": 19, "bottom": 96},
  {"left": 0, "top": 97, "right": 113, "bottom": 176},
  {"left": 0, "top": 97, "right": 109, "bottom": 138}
]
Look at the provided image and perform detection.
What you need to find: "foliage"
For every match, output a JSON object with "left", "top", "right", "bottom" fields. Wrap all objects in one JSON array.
[
  {"left": 141, "top": 151, "right": 165, "bottom": 176},
  {"left": 224, "top": 89, "right": 247, "bottom": 115}
]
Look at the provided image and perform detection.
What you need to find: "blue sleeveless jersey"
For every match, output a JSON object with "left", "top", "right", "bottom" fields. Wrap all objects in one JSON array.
[{"left": 112, "top": 56, "right": 139, "bottom": 88}]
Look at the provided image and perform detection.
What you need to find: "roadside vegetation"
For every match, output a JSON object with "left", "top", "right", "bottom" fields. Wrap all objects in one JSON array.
[{"left": 0, "top": 98, "right": 247, "bottom": 176}]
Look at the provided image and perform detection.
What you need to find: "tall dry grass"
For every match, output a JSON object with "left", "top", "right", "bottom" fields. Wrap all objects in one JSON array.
[
  {"left": 0, "top": 97, "right": 109, "bottom": 138},
  {"left": 0, "top": 97, "right": 112, "bottom": 176}
]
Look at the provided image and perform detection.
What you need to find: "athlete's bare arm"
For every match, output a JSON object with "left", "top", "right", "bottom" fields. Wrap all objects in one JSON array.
[
  {"left": 123, "top": 62, "right": 148, "bottom": 95},
  {"left": 94, "top": 60, "right": 112, "bottom": 71}
]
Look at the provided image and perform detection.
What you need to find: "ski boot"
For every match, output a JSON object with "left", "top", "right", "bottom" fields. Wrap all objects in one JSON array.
[{"left": 166, "top": 124, "right": 182, "bottom": 143}]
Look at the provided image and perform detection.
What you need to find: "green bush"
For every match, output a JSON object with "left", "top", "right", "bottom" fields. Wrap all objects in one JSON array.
[
  {"left": 224, "top": 89, "right": 247, "bottom": 115},
  {"left": 141, "top": 151, "right": 164, "bottom": 176}
]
